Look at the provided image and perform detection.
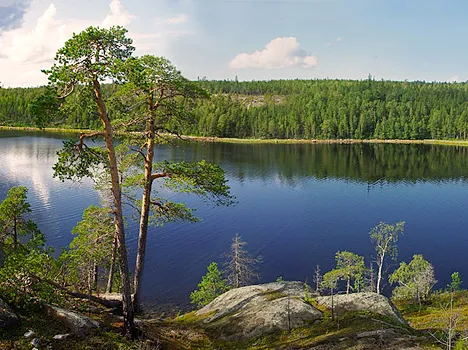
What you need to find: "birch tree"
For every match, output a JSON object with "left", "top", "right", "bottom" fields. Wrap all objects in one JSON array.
[
  {"left": 369, "top": 221, "right": 405, "bottom": 294},
  {"left": 313, "top": 265, "right": 322, "bottom": 293}
]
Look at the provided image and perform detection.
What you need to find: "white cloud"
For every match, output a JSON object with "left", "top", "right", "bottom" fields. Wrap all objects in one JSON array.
[
  {"left": 229, "top": 37, "right": 317, "bottom": 69},
  {"left": 100, "top": 0, "right": 133, "bottom": 28},
  {"left": 447, "top": 75, "right": 460, "bottom": 83},
  {"left": 0, "top": 4, "right": 60, "bottom": 64},
  {"left": 0, "top": 0, "right": 136, "bottom": 86},
  {"left": 0, "top": 0, "right": 194, "bottom": 87}
]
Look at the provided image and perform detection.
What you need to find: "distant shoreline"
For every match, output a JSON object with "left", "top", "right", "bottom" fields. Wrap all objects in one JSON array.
[{"left": 2, "top": 125, "right": 468, "bottom": 147}]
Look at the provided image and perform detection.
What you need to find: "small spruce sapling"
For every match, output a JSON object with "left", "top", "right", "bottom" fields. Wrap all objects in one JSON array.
[{"left": 190, "top": 262, "right": 229, "bottom": 307}]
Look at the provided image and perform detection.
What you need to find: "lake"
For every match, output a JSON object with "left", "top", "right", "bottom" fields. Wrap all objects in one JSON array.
[{"left": 1, "top": 129, "right": 468, "bottom": 311}]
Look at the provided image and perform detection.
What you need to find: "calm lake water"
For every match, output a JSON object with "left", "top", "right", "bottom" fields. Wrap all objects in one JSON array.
[{"left": 2, "top": 130, "right": 468, "bottom": 311}]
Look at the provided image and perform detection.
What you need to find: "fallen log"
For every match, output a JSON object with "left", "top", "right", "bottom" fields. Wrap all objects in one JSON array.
[{"left": 29, "top": 273, "right": 122, "bottom": 309}]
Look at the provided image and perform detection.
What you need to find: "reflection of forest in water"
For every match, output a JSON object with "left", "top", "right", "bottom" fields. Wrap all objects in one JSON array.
[
  {"left": 167, "top": 142, "right": 468, "bottom": 186},
  {"left": 3, "top": 130, "right": 468, "bottom": 186}
]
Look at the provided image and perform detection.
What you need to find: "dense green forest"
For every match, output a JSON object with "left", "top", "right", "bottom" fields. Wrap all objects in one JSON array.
[{"left": 2, "top": 78, "right": 468, "bottom": 140}]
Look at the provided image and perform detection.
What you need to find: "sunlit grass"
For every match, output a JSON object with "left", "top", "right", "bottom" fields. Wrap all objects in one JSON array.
[
  {"left": 4, "top": 126, "right": 468, "bottom": 147},
  {"left": 395, "top": 290, "right": 468, "bottom": 331}
]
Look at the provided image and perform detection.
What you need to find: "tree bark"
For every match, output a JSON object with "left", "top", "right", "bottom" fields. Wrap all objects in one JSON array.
[
  {"left": 376, "top": 254, "right": 384, "bottom": 294},
  {"left": 93, "top": 79, "right": 135, "bottom": 337},
  {"left": 133, "top": 97, "right": 156, "bottom": 313},
  {"left": 106, "top": 232, "right": 118, "bottom": 294}
]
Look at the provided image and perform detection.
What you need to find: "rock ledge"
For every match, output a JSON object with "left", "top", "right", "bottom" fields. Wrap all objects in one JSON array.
[
  {"left": 195, "top": 281, "right": 323, "bottom": 340},
  {"left": 316, "top": 292, "right": 406, "bottom": 324}
]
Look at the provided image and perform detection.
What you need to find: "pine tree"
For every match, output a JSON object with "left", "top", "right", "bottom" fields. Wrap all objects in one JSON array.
[{"left": 0, "top": 186, "right": 40, "bottom": 249}]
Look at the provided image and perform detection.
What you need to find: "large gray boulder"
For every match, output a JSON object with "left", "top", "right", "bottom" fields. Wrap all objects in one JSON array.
[
  {"left": 0, "top": 298, "right": 19, "bottom": 329},
  {"left": 45, "top": 304, "right": 100, "bottom": 336},
  {"left": 316, "top": 292, "right": 406, "bottom": 324},
  {"left": 194, "top": 281, "right": 323, "bottom": 340}
]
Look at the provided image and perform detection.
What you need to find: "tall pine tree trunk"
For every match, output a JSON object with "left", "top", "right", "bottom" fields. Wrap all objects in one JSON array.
[
  {"left": 93, "top": 79, "right": 135, "bottom": 337},
  {"left": 133, "top": 103, "right": 156, "bottom": 312}
]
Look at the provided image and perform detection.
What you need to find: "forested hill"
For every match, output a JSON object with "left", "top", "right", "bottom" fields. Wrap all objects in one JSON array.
[{"left": 2, "top": 79, "right": 468, "bottom": 140}]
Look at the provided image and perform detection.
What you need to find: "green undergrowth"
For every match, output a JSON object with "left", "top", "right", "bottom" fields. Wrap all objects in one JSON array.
[
  {"left": 261, "top": 289, "right": 288, "bottom": 301},
  {"left": 166, "top": 306, "right": 435, "bottom": 350},
  {"left": 209, "top": 311, "right": 429, "bottom": 350},
  {"left": 1, "top": 303, "right": 441, "bottom": 350},
  {"left": 395, "top": 290, "right": 468, "bottom": 331},
  {"left": 0, "top": 304, "right": 145, "bottom": 350},
  {"left": 5, "top": 292, "right": 462, "bottom": 350}
]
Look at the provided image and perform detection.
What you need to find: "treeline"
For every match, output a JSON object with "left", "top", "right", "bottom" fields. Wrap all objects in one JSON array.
[
  {"left": 192, "top": 79, "right": 468, "bottom": 140},
  {"left": 3, "top": 79, "right": 468, "bottom": 140},
  {"left": 175, "top": 142, "right": 468, "bottom": 184}
]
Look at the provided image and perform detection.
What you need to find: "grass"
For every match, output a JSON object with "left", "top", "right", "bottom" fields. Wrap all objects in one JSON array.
[
  {"left": 1, "top": 297, "right": 445, "bottom": 350},
  {"left": 208, "top": 310, "right": 432, "bottom": 350},
  {"left": 0, "top": 125, "right": 89, "bottom": 134},
  {"left": 395, "top": 290, "right": 468, "bottom": 331},
  {"left": 165, "top": 296, "right": 435, "bottom": 349},
  {"left": 173, "top": 310, "right": 216, "bottom": 324},
  {"left": 260, "top": 289, "right": 288, "bottom": 301},
  {"left": 4, "top": 125, "right": 468, "bottom": 147}
]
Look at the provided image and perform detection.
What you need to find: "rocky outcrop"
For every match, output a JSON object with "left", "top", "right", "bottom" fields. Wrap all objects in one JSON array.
[
  {"left": 45, "top": 304, "right": 100, "bottom": 336},
  {"left": 194, "top": 281, "right": 323, "bottom": 340},
  {"left": 316, "top": 292, "right": 406, "bottom": 324},
  {"left": 0, "top": 298, "right": 19, "bottom": 329}
]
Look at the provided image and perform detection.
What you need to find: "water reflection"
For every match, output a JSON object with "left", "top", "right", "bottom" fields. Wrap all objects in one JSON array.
[
  {"left": 161, "top": 141, "right": 468, "bottom": 185},
  {"left": 1, "top": 131, "right": 468, "bottom": 311},
  {"left": 0, "top": 133, "right": 98, "bottom": 248}
]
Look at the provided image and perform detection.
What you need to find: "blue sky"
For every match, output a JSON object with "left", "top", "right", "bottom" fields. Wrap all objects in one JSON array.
[{"left": 0, "top": 0, "right": 466, "bottom": 87}]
